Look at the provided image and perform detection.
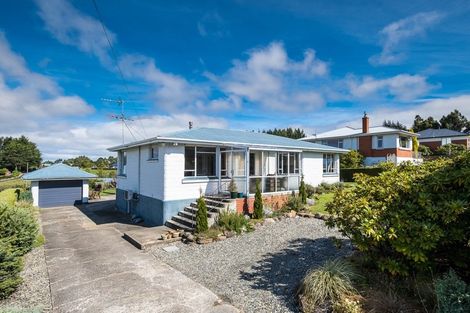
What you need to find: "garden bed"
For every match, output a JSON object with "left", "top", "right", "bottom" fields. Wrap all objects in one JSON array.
[{"left": 152, "top": 217, "right": 351, "bottom": 313}]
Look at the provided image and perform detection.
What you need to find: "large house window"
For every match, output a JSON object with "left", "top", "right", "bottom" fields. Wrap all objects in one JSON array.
[
  {"left": 399, "top": 136, "right": 410, "bottom": 149},
  {"left": 323, "top": 154, "right": 337, "bottom": 174},
  {"left": 119, "top": 151, "right": 127, "bottom": 176},
  {"left": 377, "top": 136, "right": 383, "bottom": 148},
  {"left": 185, "top": 146, "right": 216, "bottom": 177}
]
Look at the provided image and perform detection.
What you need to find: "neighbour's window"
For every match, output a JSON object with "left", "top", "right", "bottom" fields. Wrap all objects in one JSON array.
[
  {"left": 149, "top": 145, "right": 159, "bottom": 160},
  {"left": 323, "top": 154, "right": 337, "bottom": 174},
  {"left": 441, "top": 138, "right": 451, "bottom": 145},
  {"left": 399, "top": 136, "right": 409, "bottom": 149},
  {"left": 338, "top": 139, "right": 343, "bottom": 149},
  {"left": 184, "top": 146, "right": 216, "bottom": 177},
  {"left": 119, "top": 151, "right": 127, "bottom": 176},
  {"left": 377, "top": 136, "right": 383, "bottom": 148}
]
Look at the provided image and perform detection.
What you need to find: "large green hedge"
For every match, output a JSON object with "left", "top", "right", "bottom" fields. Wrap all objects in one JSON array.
[
  {"left": 327, "top": 154, "right": 470, "bottom": 277},
  {"left": 340, "top": 167, "right": 384, "bottom": 182}
]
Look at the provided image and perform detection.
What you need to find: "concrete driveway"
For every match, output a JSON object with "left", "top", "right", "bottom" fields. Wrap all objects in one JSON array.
[{"left": 40, "top": 203, "right": 238, "bottom": 313}]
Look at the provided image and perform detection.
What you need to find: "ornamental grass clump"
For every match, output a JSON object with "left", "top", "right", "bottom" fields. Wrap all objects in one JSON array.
[
  {"left": 195, "top": 196, "right": 208, "bottom": 233},
  {"left": 217, "top": 210, "right": 251, "bottom": 234},
  {"left": 297, "top": 258, "right": 358, "bottom": 312}
]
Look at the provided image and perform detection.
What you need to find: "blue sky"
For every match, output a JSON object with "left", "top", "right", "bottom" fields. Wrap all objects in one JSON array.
[{"left": 1, "top": 0, "right": 470, "bottom": 159}]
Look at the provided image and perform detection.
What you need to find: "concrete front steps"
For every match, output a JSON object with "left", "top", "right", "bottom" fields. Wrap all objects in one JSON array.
[{"left": 165, "top": 195, "right": 232, "bottom": 232}]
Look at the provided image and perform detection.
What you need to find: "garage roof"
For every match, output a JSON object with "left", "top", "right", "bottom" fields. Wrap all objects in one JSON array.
[{"left": 22, "top": 163, "right": 97, "bottom": 181}]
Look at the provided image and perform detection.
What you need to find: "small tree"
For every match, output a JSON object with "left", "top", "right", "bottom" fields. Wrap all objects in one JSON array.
[
  {"left": 195, "top": 196, "right": 208, "bottom": 233},
  {"left": 299, "top": 175, "right": 307, "bottom": 204},
  {"left": 253, "top": 181, "right": 263, "bottom": 219},
  {"left": 340, "top": 150, "right": 364, "bottom": 169}
]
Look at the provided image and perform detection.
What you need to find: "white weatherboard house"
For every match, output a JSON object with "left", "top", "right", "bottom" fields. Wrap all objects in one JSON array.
[{"left": 108, "top": 128, "right": 347, "bottom": 226}]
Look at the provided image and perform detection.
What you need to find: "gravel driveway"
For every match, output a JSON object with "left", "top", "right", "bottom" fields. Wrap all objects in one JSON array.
[{"left": 152, "top": 217, "right": 351, "bottom": 313}]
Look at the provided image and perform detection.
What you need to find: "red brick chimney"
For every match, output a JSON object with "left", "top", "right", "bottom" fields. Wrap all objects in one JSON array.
[{"left": 362, "top": 112, "right": 369, "bottom": 133}]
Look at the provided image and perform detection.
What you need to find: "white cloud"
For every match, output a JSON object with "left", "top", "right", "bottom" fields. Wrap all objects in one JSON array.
[
  {"left": 368, "top": 95, "right": 470, "bottom": 127},
  {"left": 0, "top": 32, "right": 93, "bottom": 132},
  {"left": 16, "top": 114, "right": 228, "bottom": 160},
  {"left": 346, "top": 74, "right": 435, "bottom": 101},
  {"left": 197, "top": 12, "right": 229, "bottom": 38},
  {"left": 217, "top": 42, "right": 328, "bottom": 111},
  {"left": 35, "top": 0, "right": 115, "bottom": 67},
  {"left": 370, "top": 11, "right": 443, "bottom": 65}
]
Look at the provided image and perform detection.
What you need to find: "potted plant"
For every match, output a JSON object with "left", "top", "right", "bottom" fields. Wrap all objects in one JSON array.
[{"left": 228, "top": 178, "right": 238, "bottom": 199}]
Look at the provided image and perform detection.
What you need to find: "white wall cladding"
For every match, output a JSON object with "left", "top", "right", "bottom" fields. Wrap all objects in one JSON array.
[
  {"left": 139, "top": 145, "right": 164, "bottom": 199},
  {"left": 116, "top": 147, "right": 139, "bottom": 192},
  {"left": 302, "top": 152, "right": 340, "bottom": 186},
  {"left": 162, "top": 144, "right": 218, "bottom": 201}
]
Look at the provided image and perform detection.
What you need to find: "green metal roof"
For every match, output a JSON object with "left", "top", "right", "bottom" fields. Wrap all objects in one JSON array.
[
  {"left": 22, "top": 163, "right": 97, "bottom": 181},
  {"left": 109, "top": 127, "right": 348, "bottom": 153}
]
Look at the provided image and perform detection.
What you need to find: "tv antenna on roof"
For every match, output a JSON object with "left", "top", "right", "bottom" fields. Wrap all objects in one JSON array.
[{"left": 102, "top": 98, "right": 135, "bottom": 144}]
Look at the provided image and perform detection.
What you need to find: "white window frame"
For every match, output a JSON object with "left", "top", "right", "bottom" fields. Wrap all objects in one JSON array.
[
  {"left": 399, "top": 136, "right": 410, "bottom": 149},
  {"left": 441, "top": 138, "right": 451, "bottom": 145},
  {"left": 323, "top": 153, "right": 337, "bottom": 174},
  {"left": 338, "top": 139, "right": 344, "bottom": 149},
  {"left": 184, "top": 146, "right": 217, "bottom": 177}
]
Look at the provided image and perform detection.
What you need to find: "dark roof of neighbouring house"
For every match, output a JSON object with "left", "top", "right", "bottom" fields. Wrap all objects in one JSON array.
[
  {"left": 417, "top": 128, "right": 469, "bottom": 139},
  {"left": 301, "top": 126, "right": 417, "bottom": 141},
  {"left": 22, "top": 163, "right": 97, "bottom": 181},
  {"left": 108, "top": 127, "right": 349, "bottom": 153}
]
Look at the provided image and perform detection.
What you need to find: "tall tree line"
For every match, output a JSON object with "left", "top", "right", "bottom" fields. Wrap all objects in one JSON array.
[
  {"left": 412, "top": 109, "right": 470, "bottom": 132},
  {"left": 0, "top": 136, "right": 42, "bottom": 172},
  {"left": 263, "top": 127, "right": 306, "bottom": 139}
]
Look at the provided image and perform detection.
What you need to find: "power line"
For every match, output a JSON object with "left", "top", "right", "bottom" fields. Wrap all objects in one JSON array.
[{"left": 91, "top": 0, "right": 149, "bottom": 139}]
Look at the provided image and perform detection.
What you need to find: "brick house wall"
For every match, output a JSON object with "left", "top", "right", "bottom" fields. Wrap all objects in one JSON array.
[
  {"left": 235, "top": 193, "right": 291, "bottom": 214},
  {"left": 358, "top": 136, "right": 413, "bottom": 157}
]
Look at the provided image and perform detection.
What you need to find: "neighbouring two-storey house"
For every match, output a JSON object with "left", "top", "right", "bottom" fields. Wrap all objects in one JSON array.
[
  {"left": 109, "top": 127, "right": 347, "bottom": 228},
  {"left": 301, "top": 114, "right": 421, "bottom": 166}
]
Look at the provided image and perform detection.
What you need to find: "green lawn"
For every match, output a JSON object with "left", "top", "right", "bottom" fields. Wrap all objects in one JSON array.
[
  {"left": 102, "top": 188, "right": 116, "bottom": 196},
  {"left": 0, "top": 188, "right": 17, "bottom": 205},
  {"left": 308, "top": 192, "right": 335, "bottom": 214}
]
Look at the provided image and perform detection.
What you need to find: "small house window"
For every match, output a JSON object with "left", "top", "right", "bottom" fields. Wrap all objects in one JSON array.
[
  {"left": 323, "top": 154, "right": 337, "bottom": 174},
  {"left": 119, "top": 151, "right": 127, "bottom": 176},
  {"left": 149, "top": 145, "right": 159, "bottom": 160},
  {"left": 184, "top": 146, "right": 216, "bottom": 177},
  {"left": 399, "top": 136, "right": 409, "bottom": 149},
  {"left": 338, "top": 139, "right": 343, "bottom": 149},
  {"left": 441, "top": 138, "right": 451, "bottom": 145},
  {"left": 377, "top": 136, "right": 383, "bottom": 148}
]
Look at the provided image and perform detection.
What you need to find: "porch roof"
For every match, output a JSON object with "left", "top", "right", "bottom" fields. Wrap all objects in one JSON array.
[{"left": 108, "top": 127, "right": 348, "bottom": 153}]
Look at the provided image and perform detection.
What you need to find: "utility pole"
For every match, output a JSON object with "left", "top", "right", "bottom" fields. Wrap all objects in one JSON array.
[{"left": 102, "top": 98, "right": 133, "bottom": 144}]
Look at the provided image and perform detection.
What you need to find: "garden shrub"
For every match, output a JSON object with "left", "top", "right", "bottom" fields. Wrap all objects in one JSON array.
[
  {"left": 340, "top": 150, "right": 364, "bottom": 169},
  {"left": 0, "top": 180, "right": 28, "bottom": 193},
  {"left": 340, "top": 168, "right": 383, "bottom": 182},
  {"left": 435, "top": 143, "right": 466, "bottom": 156},
  {"left": 195, "top": 196, "right": 208, "bottom": 233},
  {"left": 327, "top": 154, "right": 470, "bottom": 276},
  {"left": 17, "top": 190, "right": 32, "bottom": 203},
  {"left": 0, "top": 203, "right": 39, "bottom": 256},
  {"left": 217, "top": 211, "right": 251, "bottom": 234},
  {"left": 299, "top": 175, "right": 307, "bottom": 205},
  {"left": 283, "top": 192, "right": 303, "bottom": 212},
  {"left": 418, "top": 144, "right": 432, "bottom": 157},
  {"left": 0, "top": 168, "right": 8, "bottom": 176},
  {"left": 305, "top": 183, "right": 316, "bottom": 198},
  {"left": 435, "top": 269, "right": 470, "bottom": 313},
  {"left": 297, "top": 259, "right": 357, "bottom": 312},
  {"left": 253, "top": 181, "right": 263, "bottom": 219},
  {"left": 0, "top": 239, "right": 23, "bottom": 299}
]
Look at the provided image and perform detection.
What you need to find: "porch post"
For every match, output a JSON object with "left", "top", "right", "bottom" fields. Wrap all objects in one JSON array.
[
  {"left": 245, "top": 147, "right": 249, "bottom": 196},
  {"left": 216, "top": 146, "right": 221, "bottom": 194}
]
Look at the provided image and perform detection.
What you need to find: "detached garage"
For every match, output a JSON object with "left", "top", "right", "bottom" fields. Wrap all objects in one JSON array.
[{"left": 22, "top": 164, "right": 97, "bottom": 208}]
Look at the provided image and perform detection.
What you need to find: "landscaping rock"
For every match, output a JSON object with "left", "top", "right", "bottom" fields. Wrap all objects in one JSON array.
[
  {"left": 284, "top": 210, "right": 297, "bottom": 218},
  {"left": 196, "top": 237, "right": 214, "bottom": 245},
  {"left": 216, "top": 235, "right": 227, "bottom": 241},
  {"left": 306, "top": 198, "right": 315, "bottom": 205},
  {"left": 224, "top": 231, "right": 236, "bottom": 238},
  {"left": 186, "top": 234, "right": 195, "bottom": 242},
  {"left": 264, "top": 218, "right": 275, "bottom": 224}
]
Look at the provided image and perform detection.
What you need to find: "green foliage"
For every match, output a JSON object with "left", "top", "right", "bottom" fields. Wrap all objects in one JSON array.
[
  {"left": 412, "top": 110, "right": 470, "bottom": 132},
  {"left": 327, "top": 155, "right": 470, "bottom": 276},
  {"left": 418, "top": 144, "right": 432, "bottom": 157},
  {"left": 253, "top": 181, "right": 263, "bottom": 219},
  {"left": 383, "top": 120, "right": 408, "bottom": 131},
  {"left": 412, "top": 115, "right": 441, "bottom": 132},
  {"left": 0, "top": 136, "right": 41, "bottom": 172},
  {"left": 0, "top": 203, "right": 39, "bottom": 256},
  {"left": 0, "top": 179, "right": 29, "bottom": 193},
  {"left": 18, "top": 190, "right": 33, "bottom": 204},
  {"left": 435, "top": 143, "right": 466, "bottom": 156},
  {"left": 283, "top": 191, "right": 304, "bottom": 212},
  {"left": 0, "top": 168, "right": 8, "bottom": 176},
  {"left": 195, "top": 196, "right": 208, "bottom": 233},
  {"left": 435, "top": 269, "right": 470, "bottom": 313},
  {"left": 297, "top": 259, "right": 357, "bottom": 311},
  {"left": 340, "top": 150, "right": 365, "bottom": 169},
  {"left": 305, "top": 183, "right": 316, "bottom": 198},
  {"left": 64, "top": 155, "right": 94, "bottom": 168},
  {"left": 0, "top": 240, "right": 23, "bottom": 299},
  {"left": 217, "top": 211, "right": 251, "bottom": 234},
  {"left": 263, "top": 127, "right": 306, "bottom": 139},
  {"left": 299, "top": 176, "right": 307, "bottom": 205}
]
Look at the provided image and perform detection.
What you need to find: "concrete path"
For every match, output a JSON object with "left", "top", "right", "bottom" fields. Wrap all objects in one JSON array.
[{"left": 40, "top": 204, "right": 238, "bottom": 313}]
